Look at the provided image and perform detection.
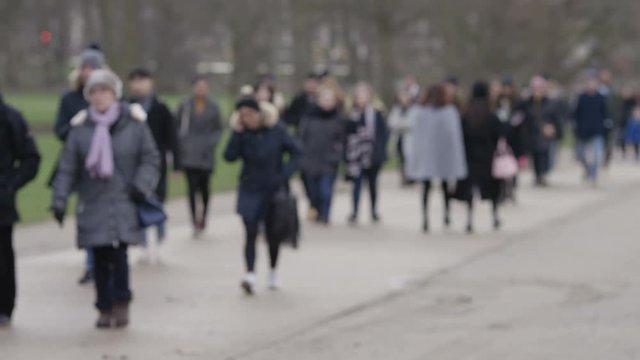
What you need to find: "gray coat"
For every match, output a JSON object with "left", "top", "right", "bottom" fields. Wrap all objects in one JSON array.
[
  {"left": 298, "top": 107, "right": 345, "bottom": 176},
  {"left": 52, "top": 103, "right": 160, "bottom": 249},
  {"left": 176, "top": 97, "right": 223, "bottom": 172},
  {"left": 405, "top": 105, "right": 467, "bottom": 180}
]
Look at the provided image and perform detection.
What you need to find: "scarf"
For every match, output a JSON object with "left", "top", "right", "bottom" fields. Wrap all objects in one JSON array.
[{"left": 85, "top": 103, "right": 120, "bottom": 179}]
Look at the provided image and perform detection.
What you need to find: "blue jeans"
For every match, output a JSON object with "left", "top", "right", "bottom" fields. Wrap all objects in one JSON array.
[
  {"left": 352, "top": 167, "right": 380, "bottom": 216},
  {"left": 306, "top": 174, "right": 336, "bottom": 222},
  {"left": 577, "top": 136, "right": 605, "bottom": 181},
  {"left": 85, "top": 249, "right": 94, "bottom": 272}
]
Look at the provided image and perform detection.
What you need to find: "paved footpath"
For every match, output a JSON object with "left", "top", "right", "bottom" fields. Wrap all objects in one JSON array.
[{"left": 1, "top": 158, "right": 640, "bottom": 359}]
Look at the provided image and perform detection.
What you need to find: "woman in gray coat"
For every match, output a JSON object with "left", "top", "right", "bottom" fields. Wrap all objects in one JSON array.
[
  {"left": 406, "top": 84, "right": 467, "bottom": 233},
  {"left": 175, "top": 76, "right": 223, "bottom": 237},
  {"left": 52, "top": 70, "right": 160, "bottom": 329}
]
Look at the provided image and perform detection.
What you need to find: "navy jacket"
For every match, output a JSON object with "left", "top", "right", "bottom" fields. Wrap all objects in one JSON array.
[
  {"left": 224, "top": 122, "right": 302, "bottom": 221},
  {"left": 0, "top": 96, "right": 41, "bottom": 225},
  {"left": 574, "top": 92, "right": 609, "bottom": 140},
  {"left": 54, "top": 89, "right": 88, "bottom": 142}
]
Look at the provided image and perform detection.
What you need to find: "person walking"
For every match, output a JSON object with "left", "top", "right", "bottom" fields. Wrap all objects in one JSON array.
[
  {"left": 298, "top": 84, "right": 345, "bottom": 224},
  {"left": 520, "top": 75, "right": 562, "bottom": 187},
  {"left": 345, "top": 82, "right": 390, "bottom": 224},
  {"left": 496, "top": 77, "right": 526, "bottom": 202},
  {"left": 128, "top": 68, "right": 179, "bottom": 260},
  {"left": 452, "top": 82, "right": 502, "bottom": 233},
  {"left": 51, "top": 69, "right": 160, "bottom": 328},
  {"left": 53, "top": 45, "right": 106, "bottom": 285},
  {"left": 406, "top": 84, "right": 467, "bottom": 233},
  {"left": 598, "top": 68, "right": 623, "bottom": 166},
  {"left": 574, "top": 76, "right": 609, "bottom": 184},
  {"left": 0, "top": 93, "right": 41, "bottom": 327},
  {"left": 224, "top": 98, "right": 302, "bottom": 295},
  {"left": 623, "top": 105, "right": 640, "bottom": 160},
  {"left": 175, "top": 76, "right": 224, "bottom": 238},
  {"left": 388, "top": 87, "right": 419, "bottom": 186},
  {"left": 283, "top": 72, "right": 321, "bottom": 128}
]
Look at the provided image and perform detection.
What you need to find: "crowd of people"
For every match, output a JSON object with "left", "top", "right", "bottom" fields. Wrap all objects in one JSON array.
[{"left": 1, "top": 42, "right": 639, "bottom": 329}]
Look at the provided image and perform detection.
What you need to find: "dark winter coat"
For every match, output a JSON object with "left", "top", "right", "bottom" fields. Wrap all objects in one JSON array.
[
  {"left": 573, "top": 92, "right": 609, "bottom": 140},
  {"left": 224, "top": 113, "right": 302, "bottom": 222},
  {"left": 298, "top": 106, "right": 345, "bottom": 177},
  {"left": 496, "top": 94, "right": 526, "bottom": 158},
  {"left": 52, "top": 103, "right": 160, "bottom": 249},
  {"left": 453, "top": 101, "right": 501, "bottom": 201},
  {"left": 283, "top": 91, "right": 314, "bottom": 128},
  {"left": 54, "top": 89, "right": 89, "bottom": 142},
  {"left": 519, "top": 96, "right": 562, "bottom": 153},
  {"left": 175, "top": 96, "right": 224, "bottom": 172},
  {"left": 130, "top": 95, "right": 179, "bottom": 201},
  {"left": 0, "top": 95, "right": 41, "bottom": 225}
]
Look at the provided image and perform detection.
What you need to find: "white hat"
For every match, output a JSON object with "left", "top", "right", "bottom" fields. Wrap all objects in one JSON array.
[{"left": 84, "top": 69, "right": 123, "bottom": 100}]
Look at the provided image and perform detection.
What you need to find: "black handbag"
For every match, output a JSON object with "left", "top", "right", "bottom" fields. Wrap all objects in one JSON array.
[{"left": 267, "top": 187, "right": 300, "bottom": 249}]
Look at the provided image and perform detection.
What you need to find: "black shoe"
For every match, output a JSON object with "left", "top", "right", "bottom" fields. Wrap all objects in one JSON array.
[
  {"left": 466, "top": 224, "right": 474, "bottom": 234},
  {"left": 78, "top": 270, "right": 93, "bottom": 285},
  {"left": 241, "top": 280, "right": 254, "bottom": 296},
  {"left": 494, "top": 219, "right": 502, "bottom": 230},
  {"left": 444, "top": 216, "right": 451, "bottom": 228},
  {"left": 372, "top": 213, "right": 381, "bottom": 223},
  {"left": 348, "top": 214, "right": 358, "bottom": 225},
  {"left": 422, "top": 220, "right": 430, "bottom": 233},
  {"left": 0, "top": 315, "right": 11, "bottom": 328}
]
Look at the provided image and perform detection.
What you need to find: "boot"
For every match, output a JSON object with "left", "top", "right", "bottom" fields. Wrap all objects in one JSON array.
[
  {"left": 96, "top": 311, "right": 113, "bottom": 329},
  {"left": 113, "top": 302, "right": 130, "bottom": 328}
]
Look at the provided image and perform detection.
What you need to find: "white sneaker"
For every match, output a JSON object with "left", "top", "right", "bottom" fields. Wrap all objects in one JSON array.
[
  {"left": 241, "top": 273, "right": 256, "bottom": 295},
  {"left": 137, "top": 248, "right": 151, "bottom": 265},
  {"left": 268, "top": 271, "right": 281, "bottom": 290}
]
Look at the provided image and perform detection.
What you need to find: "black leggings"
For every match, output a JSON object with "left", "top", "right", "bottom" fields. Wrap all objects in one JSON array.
[
  {"left": 422, "top": 181, "right": 450, "bottom": 226},
  {"left": 0, "top": 225, "right": 15, "bottom": 317},
  {"left": 243, "top": 219, "right": 280, "bottom": 273},
  {"left": 185, "top": 168, "right": 212, "bottom": 224}
]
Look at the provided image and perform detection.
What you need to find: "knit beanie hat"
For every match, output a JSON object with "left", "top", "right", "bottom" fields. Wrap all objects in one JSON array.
[
  {"left": 84, "top": 69, "right": 123, "bottom": 100},
  {"left": 235, "top": 97, "right": 260, "bottom": 112},
  {"left": 79, "top": 48, "right": 106, "bottom": 70}
]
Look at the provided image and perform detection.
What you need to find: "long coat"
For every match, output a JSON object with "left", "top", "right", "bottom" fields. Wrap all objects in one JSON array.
[
  {"left": 405, "top": 105, "right": 467, "bottom": 180},
  {"left": 298, "top": 106, "right": 345, "bottom": 177},
  {"left": 52, "top": 103, "right": 160, "bottom": 249},
  {"left": 453, "top": 102, "right": 501, "bottom": 201},
  {"left": 0, "top": 97, "right": 41, "bottom": 225},
  {"left": 175, "top": 97, "right": 223, "bottom": 172},
  {"left": 130, "top": 95, "right": 179, "bottom": 202},
  {"left": 224, "top": 109, "right": 302, "bottom": 222}
]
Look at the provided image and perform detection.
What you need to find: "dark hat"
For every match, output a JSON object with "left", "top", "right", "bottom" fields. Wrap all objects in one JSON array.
[
  {"left": 501, "top": 75, "right": 514, "bottom": 86},
  {"left": 471, "top": 81, "right": 489, "bottom": 99},
  {"left": 446, "top": 76, "right": 460, "bottom": 86},
  {"left": 235, "top": 97, "right": 260, "bottom": 112},
  {"left": 79, "top": 48, "right": 105, "bottom": 70},
  {"left": 128, "top": 68, "right": 153, "bottom": 80}
]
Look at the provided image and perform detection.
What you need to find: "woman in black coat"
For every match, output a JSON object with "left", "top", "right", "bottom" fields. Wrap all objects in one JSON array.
[
  {"left": 224, "top": 98, "right": 302, "bottom": 295},
  {"left": 453, "top": 81, "right": 502, "bottom": 233}
]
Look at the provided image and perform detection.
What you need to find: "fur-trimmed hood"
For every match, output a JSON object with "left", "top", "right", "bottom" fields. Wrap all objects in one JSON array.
[
  {"left": 229, "top": 101, "right": 280, "bottom": 130},
  {"left": 70, "top": 102, "right": 147, "bottom": 127}
]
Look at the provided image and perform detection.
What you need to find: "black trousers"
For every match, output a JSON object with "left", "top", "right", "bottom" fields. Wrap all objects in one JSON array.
[
  {"left": 533, "top": 150, "right": 550, "bottom": 180},
  {"left": 0, "top": 225, "right": 15, "bottom": 317},
  {"left": 243, "top": 219, "right": 280, "bottom": 273},
  {"left": 94, "top": 244, "right": 132, "bottom": 311},
  {"left": 185, "top": 168, "right": 212, "bottom": 224}
]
